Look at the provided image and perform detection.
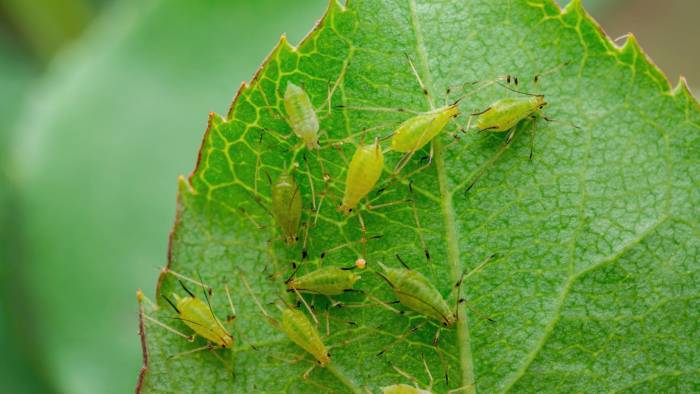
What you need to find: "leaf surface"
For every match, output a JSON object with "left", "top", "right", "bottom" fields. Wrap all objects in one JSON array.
[{"left": 139, "top": 1, "right": 700, "bottom": 393}]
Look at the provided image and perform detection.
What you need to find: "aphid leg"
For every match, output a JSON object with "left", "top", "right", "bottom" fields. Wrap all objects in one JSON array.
[
  {"left": 303, "top": 364, "right": 316, "bottom": 379},
  {"left": 376, "top": 322, "right": 424, "bottom": 356},
  {"left": 137, "top": 289, "right": 159, "bottom": 312},
  {"left": 422, "top": 352, "right": 435, "bottom": 390},
  {"left": 404, "top": 53, "right": 431, "bottom": 100},
  {"left": 357, "top": 211, "right": 368, "bottom": 257},
  {"left": 240, "top": 273, "right": 278, "bottom": 327},
  {"left": 447, "top": 383, "right": 477, "bottom": 394},
  {"left": 457, "top": 298, "right": 496, "bottom": 323},
  {"left": 224, "top": 283, "right": 238, "bottom": 322},
  {"left": 432, "top": 329, "right": 450, "bottom": 384},
  {"left": 463, "top": 125, "right": 521, "bottom": 194},
  {"left": 138, "top": 297, "right": 195, "bottom": 342},
  {"left": 169, "top": 344, "right": 213, "bottom": 359},
  {"left": 529, "top": 115, "right": 537, "bottom": 161}
]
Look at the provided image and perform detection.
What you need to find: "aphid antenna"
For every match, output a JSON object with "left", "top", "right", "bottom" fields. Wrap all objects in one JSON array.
[
  {"left": 334, "top": 104, "right": 420, "bottom": 115},
  {"left": 403, "top": 52, "right": 431, "bottom": 99},
  {"left": 166, "top": 268, "right": 209, "bottom": 291},
  {"left": 284, "top": 262, "right": 303, "bottom": 284},
  {"left": 395, "top": 254, "right": 411, "bottom": 270},
  {"left": 291, "top": 288, "right": 320, "bottom": 325},
  {"left": 178, "top": 280, "right": 196, "bottom": 298},
  {"left": 494, "top": 81, "right": 543, "bottom": 97},
  {"left": 533, "top": 61, "right": 572, "bottom": 83},
  {"left": 195, "top": 270, "right": 231, "bottom": 334},
  {"left": 376, "top": 322, "right": 424, "bottom": 356},
  {"left": 162, "top": 294, "right": 181, "bottom": 314},
  {"left": 447, "top": 383, "right": 477, "bottom": 394},
  {"left": 223, "top": 283, "right": 237, "bottom": 321}
]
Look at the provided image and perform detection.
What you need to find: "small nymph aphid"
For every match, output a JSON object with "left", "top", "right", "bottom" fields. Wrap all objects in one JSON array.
[
  {"left": 339, "top": 138, "right": 384, "bottom": 214},
  {"left": 241, "top": 273, "right": 331, "bottom": 376},
  {"left": 284, "top": 82, "right": 320, "bottom": 150},
  {"left": 271, "top": 171, "right": 302, "bottom": 245}
]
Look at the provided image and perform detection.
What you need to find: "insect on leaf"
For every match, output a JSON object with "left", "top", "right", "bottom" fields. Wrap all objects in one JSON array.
[{"left": 138, "top": 0, "right": 700, "bottom": 393}]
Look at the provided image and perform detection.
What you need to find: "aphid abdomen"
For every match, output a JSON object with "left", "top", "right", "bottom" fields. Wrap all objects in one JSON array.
[
  {"left": 281, "top": 308, "right": 330, "bottom": 366},
  {"left": 476, "top": 97, "right": 540, "bottom": 132},
  {"left": 391, "top": 105, "right": 459, "bottom": 153},
  {"left": 176, "top": 295, "right": 233, "bottom": 348},
  {"left": 271, "top": 173, "right": 302, "bottom": 245},
  {"left": 339, "top": 141, "right": 384, "bottom": 213},
  {"left": 289, "top": 267, "right": 360, "bottom": 296},
  {"left": 283, "top": 82, "right": 320, "bottom": 149},
  {"left": 380, "top": 264, "right": 454, "bottom": 326},
  {"left": 382, "top": 384, "right": 432, "bottom": 394}
]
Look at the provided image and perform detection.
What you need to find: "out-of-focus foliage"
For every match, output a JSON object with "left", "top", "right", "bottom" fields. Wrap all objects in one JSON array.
[{"left": 9, "top": 1, "right": 325, "bottom": 393}]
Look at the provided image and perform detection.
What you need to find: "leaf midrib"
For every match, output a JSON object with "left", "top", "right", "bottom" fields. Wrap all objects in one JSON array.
[{"left": 407, "top": 1, "right": 476, "bottom": 392}]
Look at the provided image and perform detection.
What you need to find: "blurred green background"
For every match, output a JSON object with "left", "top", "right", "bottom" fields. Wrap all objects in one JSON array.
[{"left": 0, "top": 0, "right": 697, "bottom": 393}]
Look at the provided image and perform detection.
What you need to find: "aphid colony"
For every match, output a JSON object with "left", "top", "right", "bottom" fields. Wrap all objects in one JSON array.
[{"left": 139, "top": 57, "right": 573, "bottom": 390}]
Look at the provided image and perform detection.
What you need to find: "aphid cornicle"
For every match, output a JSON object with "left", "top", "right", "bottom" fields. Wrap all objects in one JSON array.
[
  {"left": 284, "top": 82, "right": 320, "bottom": 150},
  {"left": 271, "top": 172, "right": 302, "bottom": 245},
  {"left": 339, "top": 138, "right": 384, "bottom": 214},
  {"left": 286, "top": 260, "right": 364, "bottom": 296},
  {"left": 377, "top": 262, "right": 455, "bottom": 327}
]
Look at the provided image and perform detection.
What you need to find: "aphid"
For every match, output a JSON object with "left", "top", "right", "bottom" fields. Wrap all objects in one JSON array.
[
  {"left": 241, "top": 273, "right": 331, "bottom": 375},
  {"left": 271, "top": 171, "right": 302, "bottom": 245},
  {"left": 284, "top": 82, "right": 320, "bottom": 150},
  {"left": 377, "top": 260, "right": 455, "bottom": 327},
  {"left": 338, "top": 55, "right": 465, "bottom": 176},
  {"left": 377, "top": 254, "right": 496, "bottom": 329},
  {"left": 339, "top": 138, "right": 384, "bottom": 214},
  {"left": 382, "top": 384, "right": 432, "bottom": 394},
  {"left": 137, "top": 270, "right": 236, "bottom": 361},
  {"left": 464, "top": 63, "right": 578, "bottom": 192},
  {"left": 286, "top": 264, "right": 362, "bottom": 296}
]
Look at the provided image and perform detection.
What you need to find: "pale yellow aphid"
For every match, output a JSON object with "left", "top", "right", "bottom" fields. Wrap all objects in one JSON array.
[
  {"left": 284, "top": 82, "right": 320, "bottom": 150},
  {"left": 339, "top": 138, "right": 384, "bottom": 214},
  {"left": 382, "top": 384, "right": 432, "bottom": 394},
  {"left": 390, "top": 104, "right": 459, "bottom": 153},
  {"left": 137, "top": 270, "right": 237, "bottom": 365}
]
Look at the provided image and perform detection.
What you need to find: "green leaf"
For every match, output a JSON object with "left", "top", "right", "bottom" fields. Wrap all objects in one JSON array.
[{"left": 139, "top": 0, "right": 700, "bottom": 393}]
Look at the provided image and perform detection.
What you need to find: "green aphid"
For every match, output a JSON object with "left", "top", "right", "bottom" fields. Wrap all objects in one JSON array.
[
  {"left": 271, "top": 172, "right": 302, "bottom": 245},
  {"left": 474, "top": 94, "right": 546, "bottom": 134},
  {"left": 284, "top": 82, "right": 320, "bottom": 150},
  {"left": 286, "top": 263, "right": 363, "bottom": 296},
  {"left": 377, "top": 261, "right": 455, "bottom": 327},
  {"left": 280, "top": 307, "right": 331, "bottom": 367},
  {"left": 241, "top": 274, "right": 331, "bottom": 368}
]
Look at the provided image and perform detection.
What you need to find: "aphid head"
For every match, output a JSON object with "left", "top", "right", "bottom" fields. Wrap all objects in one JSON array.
[
  {"left": 533, "top": 94, "right": 547, "bottom": 109},
  {"left": 337, "top": 204, "right": 353, "bottom": 215},
  {"left": 221, "top": 334, "right": 234, "bottom": 349}
]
